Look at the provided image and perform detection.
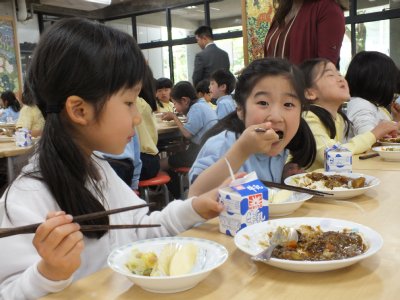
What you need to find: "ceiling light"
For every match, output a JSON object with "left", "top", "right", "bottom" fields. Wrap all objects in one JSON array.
[{"left": 84, "top": 0, "right": 111, "bottom": 4}]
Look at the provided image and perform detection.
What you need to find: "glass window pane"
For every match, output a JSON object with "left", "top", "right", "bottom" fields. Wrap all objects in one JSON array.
[
  {"left": 171, "top": 4, "right": 205, "bottom": 40},
  {"left": 214, "top": 37, "right": 244, "bottom": 75},
  {"left": 339, "top": 25, "right": 352, "bottom": 74},
  {"left": 172, "top": 45, "right": 190, "bottom": 82},
  {"left": 142, "top": 47, "right": 170, "bottom": 79},
  {"left": 356, "top": 0, "right": 400, "bottom": 14},
  {"left": 137, "top": 12, "right": 168, "bottom": 43},
  {"left": 210, "top": 0, "right": 242, "bottom": 34}
]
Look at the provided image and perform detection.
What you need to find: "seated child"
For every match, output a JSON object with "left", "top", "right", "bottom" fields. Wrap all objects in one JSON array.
[
  {"left": 0, "top": 91, "right": 21, "bottom": 123},
  {"left": 209, "top": 69, "right": 237, "bottom": 119},
  {"left": 195, "top": 79, "right": 216, "bottom": 110},
  {"left": 155, "top": 77, "right": 175, "bottom": 112},
  {"left": 189, "top": 58, "right": 317, "bottom": 196},
  {"left": 300, "top": 58, "right": 399, "bottom": 171}
]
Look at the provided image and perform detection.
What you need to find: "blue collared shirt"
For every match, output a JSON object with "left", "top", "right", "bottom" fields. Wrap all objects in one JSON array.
[
  {"left": 216, "top": 94, "right": 236, "bottom": 120},
  {"left": 189, "top": 130, "right": 288, "bottom": 184}
]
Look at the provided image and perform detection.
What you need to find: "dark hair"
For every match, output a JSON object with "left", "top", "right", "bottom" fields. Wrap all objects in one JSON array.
[
  {"left": 12, "top": 17, "right": 147, "bottom": 239},
  {"left": 210, "top": 69, "right": 236, "bottom": 95},
  {"left": 171, "top": 81, "right": 198, "bottom": 112},
  {"left": 202, "top": 58, "right": 316, "bottom": 170},
  {"left": 194, "top": 25, "right": 213, "bottom": 40},
  {"left": 155, "top": 77, "right": 173, "bottom": 108},
  {"left": 345, "top": 51, "right": 399, "bottom": 108},
  {"left": 195, "top": 79, "right": 210, "bottom": 94},
  {"left": 0, "top": 90, "right": 21, "bottom": 112},
  {"left": 300, "top": 58, "right": 351, "bottom": 138},
  {"left": 273, "top": 0, "right": 348, "bottom": 25},
  {"left": 139, "top": 66, "right": 157, "bottom": 112}
]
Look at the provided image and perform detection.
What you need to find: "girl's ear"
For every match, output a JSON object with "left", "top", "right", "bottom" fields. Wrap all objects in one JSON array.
[
  {"left": 305, "top": 88, "right": 318, "bottom": 101},
  {"left": 65, "top": 95, "right": 93, "bottom": 125},
  {"left": 237, "top": 105, "right": 244, "bottom": 121}
]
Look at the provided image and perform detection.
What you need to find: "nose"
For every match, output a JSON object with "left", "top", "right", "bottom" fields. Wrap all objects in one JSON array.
[{"left": 264, "top": 104, "right": 284, "bottom": 123}]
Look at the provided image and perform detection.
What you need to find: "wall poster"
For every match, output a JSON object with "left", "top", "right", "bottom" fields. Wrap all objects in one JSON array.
[
  {"left": 242, "top": 0, "right": 274, "bottom": 65},
  {"left": 0, "top": 16, "right": 22, "bottom": 94}
]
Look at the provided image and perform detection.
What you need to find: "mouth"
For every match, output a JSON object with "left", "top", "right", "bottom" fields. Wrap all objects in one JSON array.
[{"left": 275, "top": 130, "right": 284, "bottom": 140}]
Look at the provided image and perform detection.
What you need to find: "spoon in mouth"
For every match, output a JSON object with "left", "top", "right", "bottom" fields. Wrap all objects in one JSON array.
[{"left": 254, "top": 128, "right": 284, "bottom": 140}]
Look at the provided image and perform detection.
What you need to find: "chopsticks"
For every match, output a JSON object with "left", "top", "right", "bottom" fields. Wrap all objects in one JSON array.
[
  {"left": 0, "top": 203, "right": 160, "bottom": 238},
  {"left": 260, "top": 180, "right": 334, "bottom": 197},
  {"left": 359, "top": 153, "right": 379, "bottom": 160}
]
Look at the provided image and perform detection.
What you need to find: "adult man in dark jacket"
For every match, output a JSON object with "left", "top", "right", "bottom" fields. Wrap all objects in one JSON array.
[{"left": 192, "top": 26, "right": 230, "bottom": 87}]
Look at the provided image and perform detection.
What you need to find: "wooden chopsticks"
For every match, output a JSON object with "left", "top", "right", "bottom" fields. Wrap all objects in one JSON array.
[
  {"left": 0, "top": 203, "right": 160, "bottom": 238},
  {"left": 260, "top": 180, "right": 334, "bottom": 197}
]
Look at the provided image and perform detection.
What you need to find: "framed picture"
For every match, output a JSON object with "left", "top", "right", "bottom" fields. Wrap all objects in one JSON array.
[
  {"left": 241, "top": 0, "right": 274, "bottom": 65},
  {"left": 0, "top": 16, "right": 22, "bottom": 94}
]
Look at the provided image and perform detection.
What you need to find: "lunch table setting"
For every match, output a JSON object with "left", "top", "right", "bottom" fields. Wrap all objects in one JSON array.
[{"left": 37, "top": 151, "right": 400, "bottom": 300}]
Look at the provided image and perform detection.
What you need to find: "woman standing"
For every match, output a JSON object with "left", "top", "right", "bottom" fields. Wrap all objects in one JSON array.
[{"left": 264, "top": 0, "right": 347, "bottom": 65}]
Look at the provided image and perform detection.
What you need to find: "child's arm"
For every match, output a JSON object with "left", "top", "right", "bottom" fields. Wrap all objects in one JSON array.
[
  {"left": 188, "top": 123, "right": 278, "bottom": 197},
  {"left": 390, "top": 102, "right": 400, "bottom": 122},
  {"left": 162, "top": 112, "right": 193, "bottom": 139}
]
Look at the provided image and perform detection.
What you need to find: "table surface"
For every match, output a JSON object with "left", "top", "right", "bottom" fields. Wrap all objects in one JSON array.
[
  {"left": 0, "top": 141, "right": 33, "bottom": 158},
  {"left": 39, "top": 160, "right": 400, "bottom": 300}
]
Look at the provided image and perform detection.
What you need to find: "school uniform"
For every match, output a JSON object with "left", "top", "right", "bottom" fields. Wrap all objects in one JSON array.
[
  {"left": 189, "top": 130, "right": 288, "bottom": 184},
  {"left": 156, "top": 101, "right": 174, "bottom": 113},
  {"left": 0, "top": 107, "right": 19, "bottom": 122},
  {"left": 216, "top": 94, "right": 236, "bottom": 120}
]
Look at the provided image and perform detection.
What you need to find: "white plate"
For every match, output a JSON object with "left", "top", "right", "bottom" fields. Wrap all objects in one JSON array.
[
  {"left": 108, "top": 237, "right": 228, "bottom": 293},
  {"left": 0, "top": 136, "right": 14, "bottom": 143},
  {"left": 234, "top": 217, "right": 383, "bottom": 272},
  {"left": 372, "top": 146, "right": 400, "bottom": 161},
  {"left": 269, "top": 189, "right": 313, "bottom": 217},
  {"left": 377, "top": 138, "right": 400, "bottom": 146},
  {"left": 284, "top": 172, "right": 380, "bottom": 200}
]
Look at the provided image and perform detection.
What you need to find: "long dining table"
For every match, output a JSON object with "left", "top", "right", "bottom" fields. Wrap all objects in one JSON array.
[{"left": 40, "top": 158, "right": 400, "bottom": 300}]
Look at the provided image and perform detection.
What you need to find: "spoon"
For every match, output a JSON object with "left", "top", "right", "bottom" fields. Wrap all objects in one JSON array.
[{"left": 251, "top": 227, "right": 298, "bottom": 262}]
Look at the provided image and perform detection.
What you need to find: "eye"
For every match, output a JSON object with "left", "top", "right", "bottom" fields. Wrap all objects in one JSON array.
[
  {"left": 257, "top": 100, "right": 269, "bottom": 106},
  {"left": 284, "top": 102, "right": 296, "bottom": 108},
  {"left": 126, "top": 101, "right": 135, "bottom": 107}
]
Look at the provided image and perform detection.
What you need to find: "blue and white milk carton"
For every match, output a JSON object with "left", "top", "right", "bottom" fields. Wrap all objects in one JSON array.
[
  {"left": 218, "top": 172, "right": 269, "bottom": 236},
  {"left": 324, "top": 144, "right": 352, "bottom": 173}
]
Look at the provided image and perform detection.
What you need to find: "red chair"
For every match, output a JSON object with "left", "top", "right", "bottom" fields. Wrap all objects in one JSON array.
[
  {"left": 138, "top": 171, "right": 171, "bottom": 206},
  {"left": 172, "top": 167, "right": 191, "bottom": 199}
]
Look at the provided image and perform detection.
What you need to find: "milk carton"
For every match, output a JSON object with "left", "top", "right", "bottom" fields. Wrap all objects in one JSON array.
[
  {"left": 324, "top": 144, "right": 352, "bottom": 173},
  {"left": 15, "top": 128, "right": 32, "bottom": 147},
  {"left": 218, "top": 172, "right": 269, "bottom": 236}
]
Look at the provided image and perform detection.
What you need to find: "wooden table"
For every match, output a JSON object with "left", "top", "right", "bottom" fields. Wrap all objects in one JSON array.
[
  {"left": 353, "top": 153, "right": 400, "bottom": 171},
  {"left": 0, "top": 141, "right": 33, "bottom": 182},
  {"left": 40, "top": 164, "right": 399, "bottom": 300}
]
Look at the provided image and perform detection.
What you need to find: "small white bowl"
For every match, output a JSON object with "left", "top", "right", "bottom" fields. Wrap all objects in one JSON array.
[
  {"left": 108, "top": 237, "right": 228, "bottom": 293},
  {"left": 372, "top": 146, "right": 400, "bottom": 161},
  {"left": 269, "top": 189, "right": 313, "bottom": 217}
]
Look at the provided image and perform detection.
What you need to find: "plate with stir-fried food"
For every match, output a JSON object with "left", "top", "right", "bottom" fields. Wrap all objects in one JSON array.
[
  {"left": 234, "top": 217, "right": 383, "bottom": 272},
  {"left": 284, "top": 172, "right": 380, "bottom": 199},
  {"left": 373, "top": 146, "right": 400, "bottom": 161},
  {"left": 378, "top": 137, "right": 400, "bottom": 146}
]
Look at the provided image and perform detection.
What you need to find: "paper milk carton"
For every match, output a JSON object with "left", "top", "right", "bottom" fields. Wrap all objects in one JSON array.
[
  {"left": 324, "top": 144, "right": 352, "bottom": 173},
  {"left": 218, "top": 172, "right": 269, "bottom": 236}
]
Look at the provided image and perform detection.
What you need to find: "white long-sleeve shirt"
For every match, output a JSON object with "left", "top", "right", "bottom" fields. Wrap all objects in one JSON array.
[
  {"left": 0, "top": 156, "right": 204, "bottom": 300},
  {"left": 346, "top": 97, "right": 392, "bottom": 136}
]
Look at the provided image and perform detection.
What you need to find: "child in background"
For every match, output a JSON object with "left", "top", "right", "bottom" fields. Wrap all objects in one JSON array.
[
  {"left": 189, "top": 58, "right": 316, "bottom": 196},
  {"left": 210, "top": 69, "right": 237, "bottom": 119},
  {"left": 195, "top": 79, "right": 216, "bottom": 110},
  {"left": 0, "top": 18, "right": 224, "bottom": 299},
  {"left": 155, "top": 77, "right": 174, "bottom": 112},
  {"left": 345, "top": 51, "right": 400, "bottom": 135},
  {"left": 300, "top": 58, "right": 399, "bottom": 171},
  {"left": 0, "top": 91, "right": 21, "bottom": 123}
]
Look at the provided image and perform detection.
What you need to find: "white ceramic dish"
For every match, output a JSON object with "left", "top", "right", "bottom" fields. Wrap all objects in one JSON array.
[
  {"left": 377, "top": 138, "right": 400, "bottom": 146},
  {"left": 108, "top": 237, "right": 228, "bottom": 293},
  {"left": 268, "top": 189, "right": 313, "bottom": 217},
  {"left": 234, "top": 217, "right": 383, "bottom": 272},
  {"left": 284, "top": 172, "right": 380, "bottom": 200},
  {"left": 372, "top": 146, "right": 400, "bottom": 161}
]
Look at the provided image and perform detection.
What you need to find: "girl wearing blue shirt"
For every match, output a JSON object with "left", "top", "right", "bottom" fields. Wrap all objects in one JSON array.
[
  {"left": 0, "top": 91, "right": 21, "bottom": 122},
  {"left": 189, "top": 58, "right": 316, "bottom": 196},
  {"left": 161, "top": 81, "right": 218, "bottom": 170}
]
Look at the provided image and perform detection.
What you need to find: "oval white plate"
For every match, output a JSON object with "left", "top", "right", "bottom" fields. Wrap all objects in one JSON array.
[
  {"left": 372, "top": 146, "right": 400, "bottom": 161},
  {"left": 284, "top": 172, "right": 380, "bottom": 200},
  {"left": 378, "top": 138, "right": 400, "bottom": 146},
  {"left": 108, "top": 237, "right": 228, "bottom": 293},
  {"left": 234, "top": 217, "right": 383, "bottom": 272},
  {"left": 269, "top": 189, "right": 313, "bottom": 217}
]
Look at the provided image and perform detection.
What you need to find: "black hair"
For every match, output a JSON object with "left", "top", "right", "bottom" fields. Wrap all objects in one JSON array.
[
  {"left": 345, "top": 51, "right": 399, "bottom": 108},
  {"left": 272, "top": 0, "right": 348, "bottom": 25},
  {"left": 201, "top": 58, "right": 316, "bottom": 170},
  {"left": 210, "top": 69, "right": 236, "bottom": 95},
  {"left": 171, "top": 81, "right": 198, "bottom": 112},
  {"left": 194, "top": 25, "right": 214, "bottom": 40},
  {"left": 0, "top": 90, "right": 21, "bottom": 112},
  {"left": 139, "top": 66, "right": 157, "bottom": 112},
  {"left": 155, "top": 77, "right": 173, "bottom": 108},
  {"left": 300, "top": 58, "right": 351, "bottom": 139},
  {"left": 195, "top": 79, "right": 210, "bottom": 94},
  {"left": 8, "top": 17, "right": 147, "bottom": 239}
]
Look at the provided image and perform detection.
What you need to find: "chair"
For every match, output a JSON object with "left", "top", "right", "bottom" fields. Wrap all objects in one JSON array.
[
  {"left": 138, "top": 171, "right": 171, "bottom": 206},
  {"left": 172, "top": 167, "right": 191, "bottom": 199}
]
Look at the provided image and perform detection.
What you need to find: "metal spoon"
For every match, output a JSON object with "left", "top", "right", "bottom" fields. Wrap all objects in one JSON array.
[{"left": 251, "top": 227, "right": 298, "bottom": 262}]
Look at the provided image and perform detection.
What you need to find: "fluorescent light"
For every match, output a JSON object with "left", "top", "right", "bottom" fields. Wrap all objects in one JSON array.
[{"left": 84, "top": 0, "right": 111, "bottom": 4}]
